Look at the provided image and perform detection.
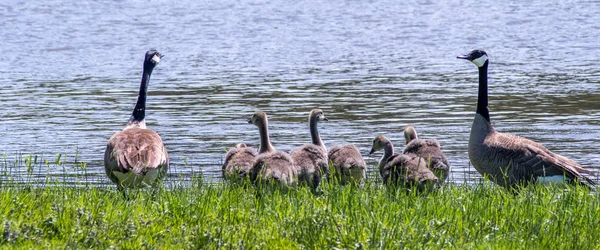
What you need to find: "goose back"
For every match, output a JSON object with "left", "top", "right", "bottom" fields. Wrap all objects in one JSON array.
[
  {"left": 291, "top": 144, "right": 328, "bottom": 190},
  {"left": 382, "top": 153, "right": 438, "bottom": 189},
  {"left": 251, "top": 151, "right": 298, "bottom": 186},
  {"left": 470, "top": 114, "right": 594, "bottom": 188},
  {"left": 223, "top": 143, "right": 258, "bottom": 180},
  {"left": 104, "top": 127, "right": 169, "bottom": 188},
  {"left": 328, "top": 144, "right": 366, "bottom": 185},
  {"left": 403, "top": 138, "right": 450, "bottom": 182}
]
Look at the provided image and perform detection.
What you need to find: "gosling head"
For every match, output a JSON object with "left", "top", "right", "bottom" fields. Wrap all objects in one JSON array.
[
  {"left": 309, "top": 109, "right": 328, "bottom": 122},
  {"left": 369, "top": 135, "right": 390, "bottom": 155},
  {"left": 248, "top": 111, "right": 268, "bottom": 127},
  {"left": 235, "top": 143, "right": 247, "bottom": 148},
  {"left": 144, "top": 49, "right": 163, "bottom": 69},
  {"left": 403, "top": 125, "right": 418, "bottom": 144},
  {"left": 457, "top": 49, "right": 488, "bottom": 67}
]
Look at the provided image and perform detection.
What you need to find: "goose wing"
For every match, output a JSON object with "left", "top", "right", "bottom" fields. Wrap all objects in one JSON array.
[
  {"left": 251, "top": 151, "right": 297, "bottom": 185},
  {"left": 104, "top": 128, "right": 169, "bottom": 176},
  {"left": 383, "top": 153, "right": 437, "bottom": 185},
  {"left": 223, "top": 146, "right": 257, "bottom": 176},
  {"left": 292, "top": 144, "right": 328, "bottom": 168},
  {"left": 328, "top": 144, "right": 366, "bottom": 169},
  {"left": 402, "top": 139, "right": 450, "bottom": 173},
  {"left": 486, "top": 132, "right": 594, "bottom": 186}
]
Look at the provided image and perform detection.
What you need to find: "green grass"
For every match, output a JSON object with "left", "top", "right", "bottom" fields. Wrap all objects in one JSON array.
[{"left": 1, "top": 176, "right": 599, "bottom": 249}]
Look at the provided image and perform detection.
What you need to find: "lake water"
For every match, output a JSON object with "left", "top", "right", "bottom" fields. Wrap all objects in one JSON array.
[{"left": 1, "top": 0, "right": 599, "bottom": 186}]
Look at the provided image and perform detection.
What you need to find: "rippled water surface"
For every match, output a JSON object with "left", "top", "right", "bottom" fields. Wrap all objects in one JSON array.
[{"left": 1, "top": 0, "right": 600, "bottom": 185}]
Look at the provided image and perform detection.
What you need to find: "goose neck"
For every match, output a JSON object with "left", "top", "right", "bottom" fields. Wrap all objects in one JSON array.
[
  {"left": 476, "top": 61, "right": 490, "bottom": 122},
  {"left": 309, "top": 117, "right": 325, "bottom": 149},
  {"left": 258, "top": 122, "right": 275, "bottom": 154},
  {"left": 129, "top": 67, "right": 154, "bottom": 124},
  {"left": 379, "top": 141, "right": 394, "bottom": 173}
]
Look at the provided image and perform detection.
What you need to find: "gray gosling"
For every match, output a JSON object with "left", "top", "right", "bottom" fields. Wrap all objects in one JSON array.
[
  {"left": 370, "top": 135, "right": 438, "bottom": 190},
  {"left": 290, "top": 109, "right": 329, "bottom": 193},
  {"left": 328, "top": 129, "right": 367, "bottom": 185},
  {"left": 104, "top": 50, "right": 169, "bottom": 190},
  {"left": 223, "top": 143, "right": 258, "bottom": 180},
  {"left": 458, "top": 49, "right": 595, "bottom": 189},
  {"left": 248, "top": 111, "right": 298, "bottom": 187},
  {"left": 402, "top": 125, "right": 450, "bottom": 182}
]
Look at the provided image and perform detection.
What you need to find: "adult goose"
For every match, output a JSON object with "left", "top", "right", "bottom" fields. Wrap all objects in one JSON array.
[
  {"left": 248, "top": 111, "right": 298, "bottom": 187},
  {"left": 370, "top": 135, "right": 438, "bottom": 189},
  {"left": 290, "top": 109, "right": 329, "bottom": 193},
  {"left": 458, "top": 49, "right": 595, "bottom": 189},
  {"left": 104, "top": 50, "right": 169, "bottom": 190},
  {"left": 222, "top": 143, "right": 257, "bottom": 180},
  {"left": 402, "top": 126, "right": 450, "bottom": 182}
]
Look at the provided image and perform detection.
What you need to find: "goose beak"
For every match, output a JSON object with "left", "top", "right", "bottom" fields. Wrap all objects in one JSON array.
[{"left": 457, "top": 55, "right": 470, "bottom": 60}]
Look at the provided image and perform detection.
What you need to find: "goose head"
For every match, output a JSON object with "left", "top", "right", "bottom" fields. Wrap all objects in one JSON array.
[
  {"left": 403, "top": 125, "right": 418, "bottom": 144},
  {"left": 457, "top": 50, "right": 488, "bottom": 67},
  {"left": 248, "top": 111, "right": 268, "bottom": 127},
  {"left": 309, "top": 109, "right": 328, "bottom": 122},
  {"left": 144, "top": 50, "right": 163, "bottom": 69},
  {"left": 369, "top": 135, "right": 390, "bottom": 155}
]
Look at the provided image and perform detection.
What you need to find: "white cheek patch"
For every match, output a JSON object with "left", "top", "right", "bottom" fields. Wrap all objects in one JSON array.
[
  {"left": 152, "top": 54, "right": 161, "bottom": 63},
  {"left": 472, "top": 54, "right": 488, "bottom": 67}
]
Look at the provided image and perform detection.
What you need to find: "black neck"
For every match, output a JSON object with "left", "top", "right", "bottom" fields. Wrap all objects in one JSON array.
[
  {"left": 309, "top": 117, "right": 324, "bottom": 147},
  {"left": 476, "top": 61, "right": 490, "bottom": 122},
  {"left": 129, "top": 66, "right": 154, "bottom": 123}
]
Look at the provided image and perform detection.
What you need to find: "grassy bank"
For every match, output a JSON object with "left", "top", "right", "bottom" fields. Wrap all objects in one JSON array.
[{"left": 1, "top": 177, "right": 599, "bottom": 249}]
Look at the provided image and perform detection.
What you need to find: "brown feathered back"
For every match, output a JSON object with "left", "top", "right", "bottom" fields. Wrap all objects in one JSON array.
[
  {"left": 104, "top": 127, "right": 169, "bottom": 185},
  {"left": 291, "top": 144, "right": 328, "bottom": 190},
  {"left": 251, "top": 151, "right": 298, "bottom": 186},
  {"left": 223, "top": 143, "right": 258, "bottom": 179},
  {"left": 402, "top": 138, "right": 450, "bottom": 182},
  {"left": 383, "top": 153, "right": 438, "bottom": 190},
  {"left": 474, "top": 129, "right": 595, "bottom": 187},
  {"left": 328, "top": 144, "right": 366, "bottom": 184}
]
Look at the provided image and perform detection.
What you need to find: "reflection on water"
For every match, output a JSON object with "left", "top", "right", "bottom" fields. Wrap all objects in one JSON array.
[{"left": 1, "top": 0, "right": 599, "bottom": 185}]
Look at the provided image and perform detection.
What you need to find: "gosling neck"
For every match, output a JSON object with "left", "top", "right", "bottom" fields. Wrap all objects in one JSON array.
[
  {"left": 309, "top": 117, "right": 325, "bottom": 150},
  {"left": 258, "top": 122, "right": 276, "bottom": 154},
  {"left": 378, "top": 141, "right": 395, "bottom": 174}
]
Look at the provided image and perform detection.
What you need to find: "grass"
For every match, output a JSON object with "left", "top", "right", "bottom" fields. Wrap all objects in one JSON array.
[
  {"left": 1, "top": 179, "right": 599, "bottom": 249},
  {"left": 1, "top": 153, "right": 600, "bottom": 249}
]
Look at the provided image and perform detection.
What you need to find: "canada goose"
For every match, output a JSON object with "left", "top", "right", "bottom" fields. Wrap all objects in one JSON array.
[
  {"left": 248, "top": 111, "right": 298, "bottom": 187},
  {"left": 223, "top": 143, "right": 258, "bottom": 180},
  {"left": 458, "top": 49, "right": 595, "bottom": 188},
  {"left": 370, "top": 135, "right": 438, "bottom": 189},
  {"left": 402, "top": 125, "right": 450, "bottom": 182},
  {"left": 328, "top": 141, "right": 366, "bottom": 185},
  {"left": 290, "top": 109, "right": 329, "bottom": 193},
  {"left": 104, "top": 50, "right": 168, "bottom": 190}
]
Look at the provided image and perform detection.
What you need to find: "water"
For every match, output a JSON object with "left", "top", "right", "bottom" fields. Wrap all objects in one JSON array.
[{"left": 1, "top": 0, "right": 600, "bottom": 186}]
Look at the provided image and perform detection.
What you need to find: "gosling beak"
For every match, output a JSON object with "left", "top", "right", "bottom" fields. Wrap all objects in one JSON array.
[
  {"left": 323, "top": 117, "right": 329, "bottom": 121},
  {"left": 247, "top": 119, "right": 252, "bottom": 124},
  {"left": 369, "top": 148, "right": 375, "bottom": 155}
]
